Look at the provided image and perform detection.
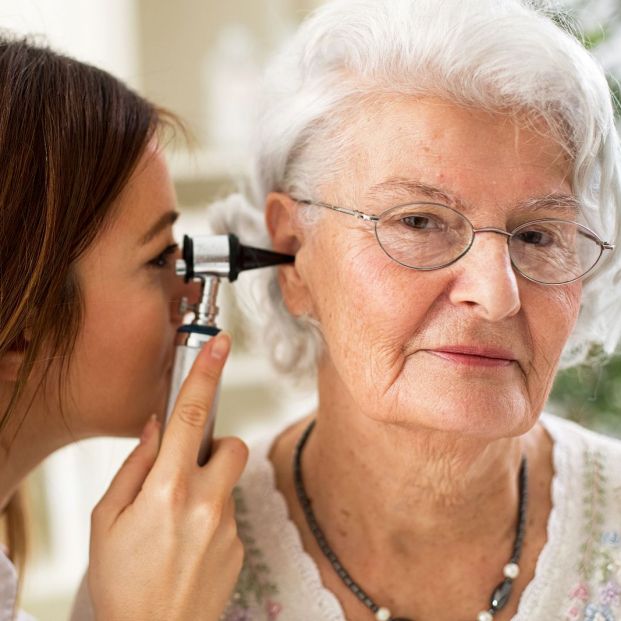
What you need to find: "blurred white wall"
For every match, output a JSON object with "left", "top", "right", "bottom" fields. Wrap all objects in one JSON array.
[{"left": 0, "top": 0, "right": 140, "bottom": 85}]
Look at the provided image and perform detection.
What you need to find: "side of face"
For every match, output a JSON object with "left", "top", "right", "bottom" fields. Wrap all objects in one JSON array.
[
  {"left": 53, "top": 145, "right": 190, "bottom": 438},
  {"left": 267, "top": 97, "right": 582, "bottom": 439}
]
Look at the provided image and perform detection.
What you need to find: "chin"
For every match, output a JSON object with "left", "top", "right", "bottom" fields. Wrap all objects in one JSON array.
[
  {"left": 378, "top": 385, "right": 533, "bottom": 439},
  {"left": 419, "top": 400, "right": 533, "bottom": 439},
  {"left": 384, "top": 362, "right": 533, "bottom": 436}
]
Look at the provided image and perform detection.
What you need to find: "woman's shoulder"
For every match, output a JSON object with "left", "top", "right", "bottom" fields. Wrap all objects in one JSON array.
[
  {"left": 236, "top": 415, "right": 311, "bottom": 487},
  {"left": 0, "top": 548, "right": 36, "bottom": 621},
  {"left": 541, "top": 412, "right": 621, "bottom": 464},
  {"left": 221, "top": 417, "right": 344, "bottom": 621},
  {"left": 0, "top": 547, "right": 19, "bottom": 621},
  {"left": 535, "top": 413, "right": 621, "bottom": 621},
  {"left": 540, "top": 412, "right": 621, "bottom": 519}
]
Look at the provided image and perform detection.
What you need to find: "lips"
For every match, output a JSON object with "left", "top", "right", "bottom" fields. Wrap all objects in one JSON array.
[
  {"left": 423, "top": 345, "right": 518, "bottom": 367},
  {"left": 432, "top": 345, "right": 516, "bottom": 359}
]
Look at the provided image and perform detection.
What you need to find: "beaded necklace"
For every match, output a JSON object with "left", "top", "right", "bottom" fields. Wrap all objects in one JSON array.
[{"left": 293, "top": 419, "right": 528, "bottom": 621}]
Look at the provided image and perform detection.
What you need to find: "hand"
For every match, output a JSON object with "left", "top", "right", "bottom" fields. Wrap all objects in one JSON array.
[{"left": 88, "top": 332, "right": 248, "bottom": 621}]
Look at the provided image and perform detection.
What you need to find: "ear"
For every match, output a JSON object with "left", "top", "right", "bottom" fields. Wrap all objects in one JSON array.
[{"left": 265, "top": 192, "right": 314, "bottom": 317}]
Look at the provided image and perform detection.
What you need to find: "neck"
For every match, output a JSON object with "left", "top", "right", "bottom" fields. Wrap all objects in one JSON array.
[
  {"left": 298, "top": 366, "right": 541, "bottom": 561},
  {"left": 0, "top": 384, "right": 74, "bottom": 511}
]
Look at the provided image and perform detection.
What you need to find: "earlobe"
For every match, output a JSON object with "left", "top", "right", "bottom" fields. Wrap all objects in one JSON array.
[{"left": 265, "top": 193, "right": 314, "bottom": 317}]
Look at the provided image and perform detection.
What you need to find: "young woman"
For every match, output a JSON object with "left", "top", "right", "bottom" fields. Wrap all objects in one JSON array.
[{"left": 0, "top": 37, "right": 247, "bottom": 620}]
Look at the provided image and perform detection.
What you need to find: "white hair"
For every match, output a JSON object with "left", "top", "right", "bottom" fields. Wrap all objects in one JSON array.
[{"left": 208, "top": 0, "right": 621, "bottom": 381}]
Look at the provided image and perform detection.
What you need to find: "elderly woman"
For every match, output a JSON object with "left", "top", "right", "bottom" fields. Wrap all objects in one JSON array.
[{"left": 72, "top": 0, "right": 621, "bottom": 620}]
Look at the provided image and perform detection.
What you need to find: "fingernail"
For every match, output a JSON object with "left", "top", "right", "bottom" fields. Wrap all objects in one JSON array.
[
  {"left": 140, "top": 414, "right": 158, "bottom": 444},
  {"left": 211, "top": 331, "right": 231, "bottom": 360}
]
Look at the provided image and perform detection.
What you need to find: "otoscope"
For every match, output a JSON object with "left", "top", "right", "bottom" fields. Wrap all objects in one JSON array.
[{"left": 166, "top": 234, "right": 295, "bottom": 466}]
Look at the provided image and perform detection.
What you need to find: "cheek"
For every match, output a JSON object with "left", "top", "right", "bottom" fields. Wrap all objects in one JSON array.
[
  {"left": 310, "top": 236, "right": 440, "bottom": 383},
  {"left": 529, "top": 283, "right": 580, "bottom": 350},
  {"left": 66, "top": 286, "right": 176, "bottom": 435},
  {"left": 524, "top": 282, "right": 581, "bottom": 396},
  {"left": 85, "top": 283, "right": 172, "bottom": 362}
]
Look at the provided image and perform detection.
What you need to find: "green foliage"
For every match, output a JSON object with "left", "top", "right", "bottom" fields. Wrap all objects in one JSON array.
[
  {"left": 583, "top": 28, "right": 608, "bottom": 49},
  {"left": 550, "top": 356, "right": 621, "bottom": 438}
]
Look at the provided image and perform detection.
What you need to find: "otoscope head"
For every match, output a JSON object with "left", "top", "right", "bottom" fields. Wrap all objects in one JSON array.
[{"left": 176, "top": 234, "right": 295, "bottom": 282}]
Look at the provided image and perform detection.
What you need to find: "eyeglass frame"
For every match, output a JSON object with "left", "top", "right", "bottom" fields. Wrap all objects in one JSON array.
[{"left": 292, "top": 197, "right": 616, "bottom": 285}]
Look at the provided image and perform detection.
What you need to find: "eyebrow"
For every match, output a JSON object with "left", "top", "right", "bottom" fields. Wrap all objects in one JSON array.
[
  {"left": 140, "top": 211, "right": 180, "bottom": 245},
  {"left": 366, "top": 178, "right": 580, "bottom": 216},
  {"left": 367, "top": 179, "right": 453, "bottom": 206},
  {"left": 517, "top": 194, "right": 581, "bottom": 215}
]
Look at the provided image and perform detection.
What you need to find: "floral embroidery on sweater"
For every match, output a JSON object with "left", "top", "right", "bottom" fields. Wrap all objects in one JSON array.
[
  {"left": 563, "top": 450, "right": 621, "bottom": 621},
  {"left": 220, "top": 487, "right": 283, "bottom": 621}
]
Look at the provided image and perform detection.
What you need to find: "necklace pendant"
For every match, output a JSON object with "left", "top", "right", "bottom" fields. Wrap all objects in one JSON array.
[{"left": 490, "top": 578, "right": 513, "bottom": 611}]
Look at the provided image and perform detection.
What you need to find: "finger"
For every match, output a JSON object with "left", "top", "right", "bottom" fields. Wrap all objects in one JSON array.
[
  {"left": 157, "top": 332, "right": 231, "bottom": 475},
  {"left": 195, "top": 436, "right": 249, "bottom": 500},
  {"left": 92, "top": 416, "right": 161, "bottom": 528}
]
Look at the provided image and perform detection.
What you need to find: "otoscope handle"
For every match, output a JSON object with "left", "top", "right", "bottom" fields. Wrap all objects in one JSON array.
[{"left": 165, "top": 329, "right": 221, "bottom": 467}]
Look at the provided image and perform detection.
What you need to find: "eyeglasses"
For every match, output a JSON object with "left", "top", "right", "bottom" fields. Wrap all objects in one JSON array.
[{"left": 293, "top": 198, "right": 615, "bottom": 285}]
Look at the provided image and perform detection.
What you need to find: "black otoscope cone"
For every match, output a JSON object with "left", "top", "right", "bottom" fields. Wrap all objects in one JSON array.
[{"left": 228, "top": 233, "right": 295, "bottom": 282}]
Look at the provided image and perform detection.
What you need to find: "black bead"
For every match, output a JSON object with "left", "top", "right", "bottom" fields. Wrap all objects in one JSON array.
[{"left": 490, "top": 579, "right": 513, "bottom": 611}]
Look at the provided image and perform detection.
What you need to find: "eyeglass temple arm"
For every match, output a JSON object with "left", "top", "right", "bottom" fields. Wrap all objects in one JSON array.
[
  {"left": 294, "top": 199, "right": 379, "bottom": 222},
  {"left": 576, "top": 228, "right": 615, "bottom": 250}
]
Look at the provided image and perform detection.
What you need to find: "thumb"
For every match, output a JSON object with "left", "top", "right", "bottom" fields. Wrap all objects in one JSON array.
[{"left": 92, "top": 415, "right": 161, "bottom": 529}]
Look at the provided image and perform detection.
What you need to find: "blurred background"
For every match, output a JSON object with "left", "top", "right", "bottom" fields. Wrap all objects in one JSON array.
[{"left": 0, "top": 0, "right": 618, "bottom": 619}]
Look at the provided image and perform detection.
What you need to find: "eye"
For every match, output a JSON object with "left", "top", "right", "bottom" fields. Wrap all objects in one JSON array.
[
  {"left": 514, "top": 229, "right": 553, "bottom": 247},
  {"left": 148, "top": 243, "right": 179, "bottom": 269},
  {"left": 401, "top": 214, "right": 444, "bottom": 230}
]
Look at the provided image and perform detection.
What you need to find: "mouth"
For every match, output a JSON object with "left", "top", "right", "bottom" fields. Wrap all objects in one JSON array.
[{"left": 423, "top": 345, "right": 518, "bottom": 368}]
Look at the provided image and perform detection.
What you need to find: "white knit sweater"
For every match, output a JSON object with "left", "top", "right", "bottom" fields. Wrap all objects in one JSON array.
[
  {"left": 0, "top": 548, "right": 35, "bottom": 621},
  {"left": 69, "top": 413, "right": 621, "bottom": 621}
]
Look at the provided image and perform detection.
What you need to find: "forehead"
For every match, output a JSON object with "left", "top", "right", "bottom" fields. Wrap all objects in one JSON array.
[
  {"left": 107, "top": 145, "right": 177, "bottom": 239},
  {"left": 333, "top": 96, "right": 573, "bottom": 210}
]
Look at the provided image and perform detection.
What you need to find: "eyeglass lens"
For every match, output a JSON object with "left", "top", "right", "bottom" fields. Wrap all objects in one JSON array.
[{"left": 374, "top": 203, "right": 604, "bottom": 284}]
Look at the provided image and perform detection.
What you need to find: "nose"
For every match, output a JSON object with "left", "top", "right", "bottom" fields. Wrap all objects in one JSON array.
[{"left": 448, "top": 230, "right": 521, "bottom": 321}]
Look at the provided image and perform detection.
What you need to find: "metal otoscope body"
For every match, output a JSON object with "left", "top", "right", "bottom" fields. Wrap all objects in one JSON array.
[{"left": 165, "top": 234, "right": 295, "bottom": 466}]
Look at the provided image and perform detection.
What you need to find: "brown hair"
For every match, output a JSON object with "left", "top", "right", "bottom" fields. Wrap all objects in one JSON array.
[{"left": 0, "top": 35, "right": 165, "bottom": 597}]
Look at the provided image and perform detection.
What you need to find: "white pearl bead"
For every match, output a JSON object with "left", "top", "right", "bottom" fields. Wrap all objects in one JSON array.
[
  {"left": 503, "top": 562, "right": 520, "bottom": 579},
  {"left": 376, "top": 607, "right": 391, "bottom": 621},
  {"left": 477, "top": 612, "right": 493, "bottom": 621}
]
